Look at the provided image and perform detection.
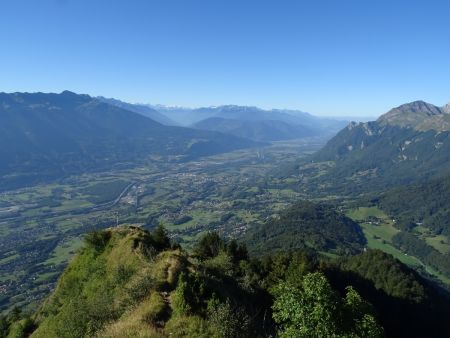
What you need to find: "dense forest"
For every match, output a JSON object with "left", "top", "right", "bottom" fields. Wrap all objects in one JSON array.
[
  {"left": 374, "top": 174, "right": 450, "bottom": 236},
  {"left": 366, "top": 175, "right": 450, "bottom": 278},
  {"left": 246, "top": 201, "right": 366, "bottom": 255}
]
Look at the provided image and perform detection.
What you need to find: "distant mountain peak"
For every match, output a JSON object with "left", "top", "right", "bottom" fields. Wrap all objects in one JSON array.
[
  {"left": 377, "top": 100, "right": 450, "bottom": 131},
  {"left": 96, "top": 96, "right": 178, "bottom": 125},
  {"left": 386, "top": 100, "right": 441, "bottom": 116},
  {"left": 61, "top": 90, "right": 79, "bottom": 96},
  {"left": 443, "top": 102, "right": 450, "bottom": 114}
]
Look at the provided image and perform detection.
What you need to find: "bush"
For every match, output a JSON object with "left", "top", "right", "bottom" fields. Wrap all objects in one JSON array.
[
  {"left": 85, "top": 231, "right": 111, "bottom": 251},
  {"left": 125, "top": 274, "right": 155, "bottom": 304},
  {"left": 171, "top": 272, "right": 208, "bottom": 317},
  {"left": 4, "top": 318, "right": 35, "bottom": 338},
  {"left": 207, "top": 298, "right": 250, "bottom": 338},
  {"left": 171, "top": 273, "right": 192, "bottom": 316},
  {"left": 272, "top": 272, "right": 383, "bottom": 338},
  {"left": 142, "top": 293, "right": 167, "bottom": 325}
]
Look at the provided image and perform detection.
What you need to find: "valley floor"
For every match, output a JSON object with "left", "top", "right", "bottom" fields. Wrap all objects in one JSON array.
[
  {"left": 0, "top": 138, "right": 323, "bottom": 313},
  {"left": 1, "top": 137, "right": 449, "bottom": 314}
]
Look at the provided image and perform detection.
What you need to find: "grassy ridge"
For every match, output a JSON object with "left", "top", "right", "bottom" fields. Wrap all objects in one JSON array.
[{"left": 3, "top": 227, "right": 450, "bottom": 338}]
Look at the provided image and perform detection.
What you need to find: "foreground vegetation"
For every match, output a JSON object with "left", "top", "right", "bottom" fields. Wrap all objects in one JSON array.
[{"left": 3, "top": 226, "right": 449, "bottom": 338}]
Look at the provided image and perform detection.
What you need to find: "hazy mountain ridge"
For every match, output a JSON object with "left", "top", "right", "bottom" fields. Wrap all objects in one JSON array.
[
  {"left": 150, "top": 103, "right": 348, "bottom": 134},
  {"left": 192, "top": 117, "right": 316, "bottom": 141},
  {"left": 0, "top": 91, "right": 258, "bottom": 190},
  {"left": 96, "top": 96, "right": 178, "bottom": 125}
]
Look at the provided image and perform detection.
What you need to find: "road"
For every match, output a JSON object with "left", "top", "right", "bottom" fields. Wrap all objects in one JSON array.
[{"left": 0, "top": 181, "right": 138, "bottom": 223}]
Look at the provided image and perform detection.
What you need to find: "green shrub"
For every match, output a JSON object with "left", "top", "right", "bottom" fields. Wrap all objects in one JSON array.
[
  {"left": 171, "top": 273, "right": 192, "bottom": 316},
  {"left": 85, "top": 230, "right": 111, "bottom": 251},
  {"left": 4, "top": 318, "right": 34, "bottom": 338},
  {"left": 142, "top": 293, "right": 167, "bottom": 324},
  {"left": 207, "top": 298, "right": 250, "bottom": 338},
  {"left": 125, "top": 274, "right": 155, "bottom": 304},
  {"left": 114, "top": 264, "right": 134, "bottom": 285}
]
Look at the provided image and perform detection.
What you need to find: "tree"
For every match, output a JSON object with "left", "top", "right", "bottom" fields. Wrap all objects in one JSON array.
[
  {"left": 226, "top": 239, "right": 248, "bottom": 264},
  {"left": 342, "top": 287, "right": 384, "bottom": 338},
  {"left": 152, "top": 224, "right": 171, "bottom": 251},
  {"left": 272, "top": 272, "right": 382, "bottom": 338},
  {"left": 272, "top": 272, "right": 339, "bottom": 338},
  {"left": 193, "top": 232, "right": 224, "bottom": 260}
]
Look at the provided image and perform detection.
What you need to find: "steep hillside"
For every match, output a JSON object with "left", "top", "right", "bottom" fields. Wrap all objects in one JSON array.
[
  {"left": 192, "top": 117, "right": 315, "bottom": 141},
  {"left": 363, "top": 175, "right": 450, "bottom": 279},
  {"left": 246, "top": 200, "right": 366, "bottom": 255},
  {"left": 3, "top": 226, "right": 450, "bottom": 337},
  {"left": 330, "top": 250, "right": 450, "bottom": 338},
  {"left": 374, "top": 174, "right": 450, "bottom": 237},
  {"left": 313, "top": 100, "right": 450, "bottom": 191},
  {"left": 0, "top": 91, "right": 257, "bottom": 190}
]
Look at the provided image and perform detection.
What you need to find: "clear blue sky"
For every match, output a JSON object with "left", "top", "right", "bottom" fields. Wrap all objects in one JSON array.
[{"left": 1, "top": 0, "right": 449, "bottom": 117}]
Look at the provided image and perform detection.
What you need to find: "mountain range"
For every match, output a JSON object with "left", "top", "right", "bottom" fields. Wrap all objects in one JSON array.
[
  {"left": 98, "top": 97, "right": 350, "bottom": 141},
  {"left": 150, "top": 104, "right": 349, "bottom": 141},
  {"left": 192, "top": 117, "right": 316, "bottom": 141},
  {"left": 313, "top": 100, "right": 450, "bottom": 190},
  {"left": 303, "top": 100, "right": 450, "bottom": 283},
  {"left": 0, "top": 91, "right": 258, "bottom": 190},
  {"left": 3, "top": 94, "right": 450, "bottom": 337},
  {"left": 96, "top": 97, "right": 178, "bottom": 125}
]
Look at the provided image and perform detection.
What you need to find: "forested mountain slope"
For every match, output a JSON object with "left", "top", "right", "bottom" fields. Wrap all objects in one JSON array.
[
  {"left": 313, "top": 100, "right": 450, "bottom": 191},
  {"left": 246, "top": 201, "right": 366, "bottom": 255}
]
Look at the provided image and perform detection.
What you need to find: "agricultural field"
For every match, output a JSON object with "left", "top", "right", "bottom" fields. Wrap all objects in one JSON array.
[
  {"left": 0, "top": 138, "right": 323, "bottom": 313},
  {"left": 346, "top": 207, "right": 450, "bottom": 285}
]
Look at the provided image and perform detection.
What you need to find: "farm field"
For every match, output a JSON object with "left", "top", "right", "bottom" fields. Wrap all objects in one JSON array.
[
  {"left": 346, "top": 207, "right": 450, "bottom": 285},
  {"left": 0, "top": 138, "right": 323, "bottom": 313}
]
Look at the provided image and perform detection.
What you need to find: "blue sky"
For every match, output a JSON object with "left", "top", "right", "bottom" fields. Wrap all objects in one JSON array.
[{"left": 1, "top": 0, "right": 449, "bottom": 117}]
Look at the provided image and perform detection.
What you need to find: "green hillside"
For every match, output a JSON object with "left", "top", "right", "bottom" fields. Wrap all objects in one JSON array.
[
  {"left": 246, "top": 200, "right": 366, "bottom": 255},
  {"left": 2, "top": 226, "right": 449, "bottom": 338}
]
